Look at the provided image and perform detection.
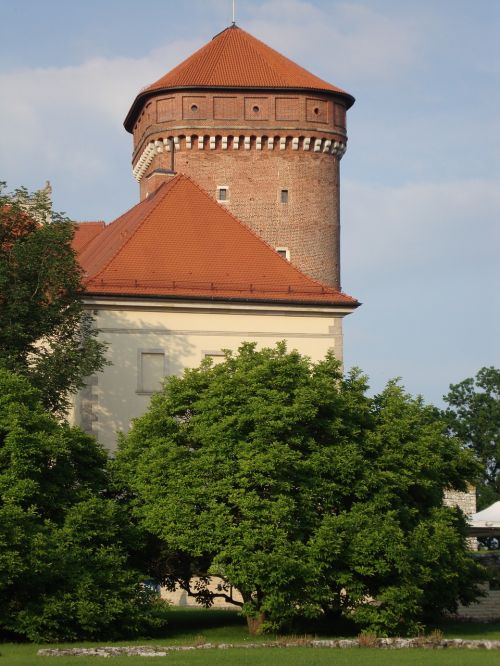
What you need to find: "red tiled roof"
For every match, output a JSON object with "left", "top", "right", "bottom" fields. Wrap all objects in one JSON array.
[
  {"left": 75, "top": 175, "right": 358, "bottom": 308},
  {"left": 72, "top": 221, "right": 105, "bottom": 253},
  {"left": 124, "top": 25, "right": 354, "bottom": 132}
]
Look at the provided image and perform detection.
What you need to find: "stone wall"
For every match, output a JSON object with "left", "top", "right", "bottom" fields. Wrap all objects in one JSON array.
[{"left": 443, "top": 486, "right": 477, "bottom": 516}]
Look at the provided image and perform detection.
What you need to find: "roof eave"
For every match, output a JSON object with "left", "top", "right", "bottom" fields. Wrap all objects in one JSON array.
[
  {"left": 83, "top": 289, "right": 360, "bottom": 310},
  {"left": 124, "top": 85, "right": 355, "bottom": 133}
]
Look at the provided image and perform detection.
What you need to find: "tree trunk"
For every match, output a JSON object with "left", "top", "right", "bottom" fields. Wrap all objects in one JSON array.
[{"left": 246, "top": 613, "right": 266, "bottom": 635}]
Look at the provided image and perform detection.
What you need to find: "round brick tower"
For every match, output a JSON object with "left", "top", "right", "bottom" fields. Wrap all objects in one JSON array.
[{"left": 124, "top": 25, "right": 354, "bottom": 288}]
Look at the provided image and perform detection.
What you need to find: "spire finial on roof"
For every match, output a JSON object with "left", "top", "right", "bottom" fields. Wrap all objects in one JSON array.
[{"left": 232, "top": 0, "right": 236, "bottom": 25}]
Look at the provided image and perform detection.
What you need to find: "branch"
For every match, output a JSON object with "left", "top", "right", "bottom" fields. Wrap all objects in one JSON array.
[{"left": 177, "top": 578, "right": 244, "bottom": 608}]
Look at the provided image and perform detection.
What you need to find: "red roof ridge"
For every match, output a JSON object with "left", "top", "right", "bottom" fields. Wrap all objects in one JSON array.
[
  {"left": 223, "top": 25, "right": 348, "bottom": 93},
  {"left": 72, "top": 220, "right": 107, "bottom": 253},
  {"left": 82, "top": 177, "right": 182, "bottom": 280}
]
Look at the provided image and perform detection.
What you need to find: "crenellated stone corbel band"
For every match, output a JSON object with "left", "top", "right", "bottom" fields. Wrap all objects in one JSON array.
[{"left": 132, "top": 135, "right": 347, "bottom": 181}]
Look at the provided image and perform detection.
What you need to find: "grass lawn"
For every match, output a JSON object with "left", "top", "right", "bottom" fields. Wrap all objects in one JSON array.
[
  {"left": 2, "top": 609, "right": 500, "bottom": 665},
  {"left": 439, "top": 621, "right": 500, "bottom": 640}
]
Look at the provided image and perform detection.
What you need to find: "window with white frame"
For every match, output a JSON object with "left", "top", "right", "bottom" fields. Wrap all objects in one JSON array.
[
  {"left": 276, "top": 247, "right": 290, "bottom": 261},
  {"left": 217, "top": 186, "right": 229, "bottom": 202},
  {"left": 137, "top": 350, "right": 166, "bottom": 393}
]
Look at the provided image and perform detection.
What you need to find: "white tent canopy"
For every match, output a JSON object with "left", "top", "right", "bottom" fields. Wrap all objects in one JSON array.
[{"left": 468, "top": 501, "right": 500, "bottom": 536}]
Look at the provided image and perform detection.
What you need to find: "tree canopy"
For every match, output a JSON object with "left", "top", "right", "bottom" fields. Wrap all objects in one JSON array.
[
  {"left": 0, "top": 182, "right": 106, "bottom": 414},
  {"left": 444, "top": 367, "right": 500, "bottom": 510},
  {"left": 0, "top": 368, "right": 166, "bottom": 642},
  {"left": 116, "top": 342, "right": 484, "bottom": 635}
]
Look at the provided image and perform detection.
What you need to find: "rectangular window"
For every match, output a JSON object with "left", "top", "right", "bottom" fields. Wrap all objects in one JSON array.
[
  {"left": 204, "top": 352, "right": 225, "bottom": 366},
  {"left": 276, "top": 247, "right": 290, "bottom": 260},
  {"left": 217, "top": 186, "right": 228, "bottom": 202},
  {"left": 138, "top": 351, "right": 165, "bottom": 393},
  {"left": 280, "top": 189, "right": 289, "bottom": 203}
]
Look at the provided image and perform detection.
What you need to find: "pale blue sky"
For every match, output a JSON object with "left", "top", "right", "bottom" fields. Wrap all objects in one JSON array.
[{"left": 0, "top": 0, "right": 498, "bottom": 404}]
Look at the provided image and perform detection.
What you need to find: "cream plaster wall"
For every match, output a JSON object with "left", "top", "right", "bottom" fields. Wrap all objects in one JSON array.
[{"left": 74, "top": 298, "right": 352, "bottom": 451}]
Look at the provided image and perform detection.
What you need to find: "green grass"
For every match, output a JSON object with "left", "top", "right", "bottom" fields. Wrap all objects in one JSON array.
[
  {"left": 439, "top": 620, "right": 500, "bottom": 639},
  {"left": 2, "top": 610, "right": 500, "bottom": 665}
]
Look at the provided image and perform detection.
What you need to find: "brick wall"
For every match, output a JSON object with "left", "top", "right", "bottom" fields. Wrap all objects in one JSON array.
[{"left": 132, "top": 91, "right": 347, "bottom": 155}]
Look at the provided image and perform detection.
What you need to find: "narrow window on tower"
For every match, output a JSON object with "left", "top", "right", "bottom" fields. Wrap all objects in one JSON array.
[
  {"left": 276, "top": 247, "right": 290, "bottom": 261},
  {"left": 217, "top": 186, "right": 229, "bottom": 203},
  {"left": 280, "top": 189, "right": 289, "bottom": 203}
]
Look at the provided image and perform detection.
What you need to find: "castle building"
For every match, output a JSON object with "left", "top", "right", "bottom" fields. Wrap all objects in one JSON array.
[
  {"left": 70, "top": 25, "right": 487, "bottom": 617},
  {"left": 72, "top": 25, "right": 359, "bottom": 450},
  {"left": 125, "top": 25, "right": 354, "bottom": 288}
]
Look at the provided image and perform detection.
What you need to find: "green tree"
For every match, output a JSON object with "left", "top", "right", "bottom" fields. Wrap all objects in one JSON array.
[
  {"left": 444, "top": 367, "right": 500, "bottom": 509},
  {"left": 115, "top": 342, "right": 484, "bottom": 635},
  {"left": 0, "top": 182, "right": 107, "bottom": 414},
  {"left": 0, "top": 369, "right": 166, "bottom": 642}
]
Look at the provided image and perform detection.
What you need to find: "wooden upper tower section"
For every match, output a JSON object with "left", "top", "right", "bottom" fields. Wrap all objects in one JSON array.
[{"left": 124, "top": 25, "right": 355, "bottom": 288}]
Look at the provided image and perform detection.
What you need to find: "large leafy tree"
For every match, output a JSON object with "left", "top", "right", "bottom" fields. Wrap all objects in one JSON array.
[
  {"left": 116, "top": 342, "right": 484, "bottom": 635},
  {"left": 0, "top": 369, "right": 166, "bottom": 642},
  {"left": 444, "top": 367, "right": 500, "bottom": 509},
  {"left": 0, "top": 182, "right": 106, "bottom": 414}
]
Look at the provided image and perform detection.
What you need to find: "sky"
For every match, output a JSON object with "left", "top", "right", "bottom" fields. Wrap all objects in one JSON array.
[{"left": 0, "top": 0, "right": 498, "bottom": 405}]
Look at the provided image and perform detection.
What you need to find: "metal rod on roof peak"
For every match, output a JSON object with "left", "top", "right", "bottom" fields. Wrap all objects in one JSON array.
[{"left": 232, "top": 0, "right": 236, "bottom": 25}]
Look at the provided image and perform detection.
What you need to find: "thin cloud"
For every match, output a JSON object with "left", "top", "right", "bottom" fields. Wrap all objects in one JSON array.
[
  {"left": 0, "top": 38, "right": 200, "bottom": 215},
  {"left": 341, "top": 178, "right": 500, "bottom": 404},
  {"left": 343, "top": 179, "right": 500, "bottom": 279},
  {"left": 245, "top": 0, "right": 423, "bottom": 85}
]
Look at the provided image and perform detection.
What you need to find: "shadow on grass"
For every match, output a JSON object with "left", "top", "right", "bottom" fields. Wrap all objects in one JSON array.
[
  {"left": 3, "top": 607, "right": 500, "bottom": 647},
  {"left": 162, "top": 608, "right": 500, "bottom": 641},
  {"left": 437, "top": 620, "right": 500, "bottom": 639},
  {"left": 163, "top": 608, "right": 360, "bottom": 641}
]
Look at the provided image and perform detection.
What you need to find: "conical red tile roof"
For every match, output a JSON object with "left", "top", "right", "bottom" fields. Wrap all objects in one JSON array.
[
  {"left": 75, "top": 174, "right": 358, "bottom": 308},
  {"left": 125, "top": 25, "right": 354, "bottom": 132}
]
